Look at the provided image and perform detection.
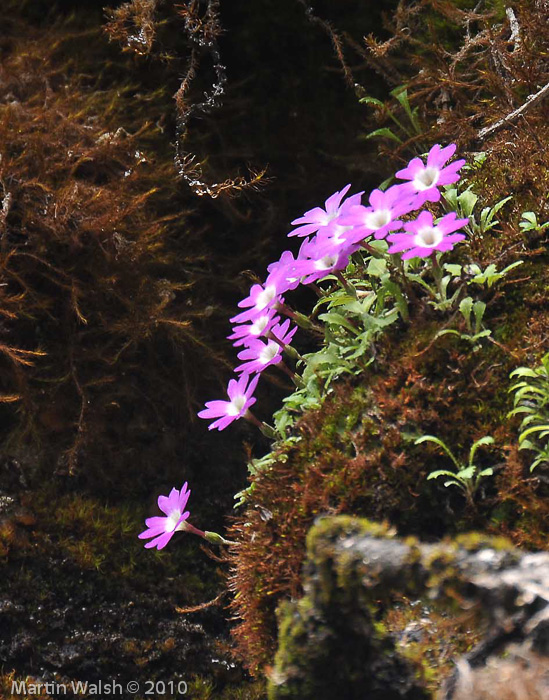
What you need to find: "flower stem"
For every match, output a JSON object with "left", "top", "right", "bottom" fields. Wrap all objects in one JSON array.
[
  {"left": 361, "top": 240, "right": 384, "bottom": 257},
  {"left": 336, "top": 271, "right": 357, "bottom": 298},
  {"left": 243, "top": 409, "right": 263, "bottom": 430},
  {"left": 204, "top": 531, "right": 239, "bottom": 546},
  {"left": 180, "top": 520, "right": 206, "bottom": 539},
  {"left": 431, "top": 254, "right": 446, "bottom": 302},
  {"left": 278, "top": 360, "right": 304, "bottom": 388},
  {"left": 244, "top": 410, "right": 277, "bottom": 438},
  {"left": 277, "top": 304, "right": 323, "bottom": 333}
]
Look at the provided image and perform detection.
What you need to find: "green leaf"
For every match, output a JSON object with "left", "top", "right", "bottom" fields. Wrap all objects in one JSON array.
[
  {"left": 435, "top": 329, "right": 462, "bottom": 339},
  {"left": 442, "top": 187, "right": 459, "bottom": 210},
  {"left": 378, "top": 175, "right": 394, "bottom": 191},
  {"left": 469, "top": 330, "right": 491, "bottom": 341},
  {"left": 457, "top": 189, "right": 478, "bottom": 218},
  {"left": 491, "top": 195, "right": 512, "bottom": 214},
  {"left": 367, "top": 257, "right": 388, "bottom": 277},
  {"left": 459, "top": 296, "right": 473, "bottom": 329},
  {"left": 318, "top": 312, "right": 359, "bottom": 335},
  {"left": 472, "top": 300, "right": 486, "bottom": 332},
  {"left": 415, "top": 435, "right": 462, "bottom": 471},
  {"left": 363, "top": 128, "right": 402, "bottom": 143},
  {"left": 456, "top": 466, "right": 476, "bottom": 481},
  {"left": 443, "top": 263, "right": 462, "bottom": 277},
  {"left": 359, "top": 95, "right": 385, "bottom": 107},
  {"left": 468, "top": 435, "right": 494, "bottom": 466},
  {"left": 391, "top": 86, "right": 421, "bottom": 134},
  {"left": 519, "top": 424, "right": 549, "bottom": 442},
  {"left": 427, "top": 470, "right": 459, "bottom": 480}
]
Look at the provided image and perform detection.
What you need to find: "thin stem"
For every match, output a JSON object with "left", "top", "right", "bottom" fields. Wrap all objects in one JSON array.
[
  {"left": 243, "top": 409, "right": 264, "bottom": 430},
  {"left": 278, "top": 360, "right": 304, "bottom": 388},
  {"left": 243, "top": 410, "right": 277, "bottom": 439},
  {"left": 278, "top": 302, "right": 323, "bottom": 332},
  {"left": 335, "top": 271, "right": 357, "bottom": 298},
  {"left": 181, "top": 520, "right": 206, "bottom": 539},
  {"left": 308, "top": 283, "right": 326, "bottom": 298},
  {"left": 430, "top": 254, "right": 446, "bottom": 302},
  {"left": 361, "top": 240, "right": 385, "bottom": 257}
]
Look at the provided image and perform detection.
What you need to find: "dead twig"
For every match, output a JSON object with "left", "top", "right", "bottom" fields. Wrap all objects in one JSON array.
[{"left": 477, "top": 81, "right": 549, "bottom": 141}]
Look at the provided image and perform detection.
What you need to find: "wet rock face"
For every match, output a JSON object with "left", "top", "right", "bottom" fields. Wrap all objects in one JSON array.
[
  {"left": 450, "top": 651, "right": 548, "bottom": 700},
  {"left": 0, "top": 491, "right": 240, "bottom": 694},
  {"left": 268, "top": 517, "right": 549, "bottom": 700}
]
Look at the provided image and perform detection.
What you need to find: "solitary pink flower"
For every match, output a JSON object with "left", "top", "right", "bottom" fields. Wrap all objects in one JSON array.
[
  {"left": 198, "top": 373, "right": 260, "bottom": 430},
  {"left": 288, "top": 185, "right": 362, "bottom": 238},
  {"left": 395, "top": 143, "right": 465, "bottom": 205},
  {"left": 138, "top": 482, "right": 191, "bottom": 550},
  {"left": 387, "top": 211, "right": 468, "bottom": 260}
]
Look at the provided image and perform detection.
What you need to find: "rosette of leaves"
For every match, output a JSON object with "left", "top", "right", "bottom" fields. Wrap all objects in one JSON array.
[{"left": 415, "top": 434, "right": 495, "bottom": 506}]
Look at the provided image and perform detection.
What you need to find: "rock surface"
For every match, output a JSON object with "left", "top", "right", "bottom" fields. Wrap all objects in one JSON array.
[{"left": 268, "top": 516, "right": 549, "bottom": 700}]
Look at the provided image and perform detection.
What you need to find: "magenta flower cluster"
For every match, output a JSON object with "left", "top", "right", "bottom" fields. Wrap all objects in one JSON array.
[{"left": 198, "top": 143, "right": 468, "bottom": 431}]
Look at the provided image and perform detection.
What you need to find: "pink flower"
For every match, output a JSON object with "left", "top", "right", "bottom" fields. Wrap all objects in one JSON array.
[
  {"left": 395, "top": 143, "right": 466, "bottom": 205},
  {"left": 288, "top": 185, "right": 362, "bottom": 238},
  {"left": 339, "top": 184, "right": 416, "bottom": 240},
  {"left": 266, "top": 250, "right": 303, "bottom": 293},
  {"left": 235, "top": 319, "right": 297, "bottom": 374},
  {"left": 138, "top": 482, "right": 191, "bottom": 550},
  {"left": 387, "top": 211, "right": 468, "bottom": 260},
  {"left": 290, "top": 235, "right": 354, "bottom": 284},
  {"left": 228, "top": 308, "right": 280, "bottom": 347},
  {"left": 198, "top": 373, "right": 260, "bottom": 430},
  {"left": 230, "top": 282, "right": 283, "bottom": 324}
]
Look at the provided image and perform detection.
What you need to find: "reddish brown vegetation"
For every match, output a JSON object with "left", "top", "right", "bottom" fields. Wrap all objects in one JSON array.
[
  {"left": 0, "top": 12, "right": 227, "bottom": 485},
  {"left": 227, "top": 0, "right": 549, "bottom": 676},
  {"left": 105, "top": 0, "right": 268, "bottom": 198}
]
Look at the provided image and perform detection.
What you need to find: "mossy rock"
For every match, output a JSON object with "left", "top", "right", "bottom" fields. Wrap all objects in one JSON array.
[{"left": 268, "top": 516, "right": 546, "bottom": 699}]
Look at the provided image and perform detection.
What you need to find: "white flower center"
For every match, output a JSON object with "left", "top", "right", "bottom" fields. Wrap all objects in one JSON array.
[
  {"left": 414, "top": 167, "right": 439, "bottom": 190},
  {"left": 165, "top": 510, "right": 181, "bottom": 532},
  {"left": 250, "top": 315, "right": 270, "bottom": 336},
  {"left": 330, "top": 224, "right": 352, "bottom": 244},
  {"left": 227, "top": 394, "right": 247, "bottom": 416},
  {"left": 322, "top": 210, "right": 340, "bottom": 225},
  {"left": 315, "top": 254, "right": 338, "bottom": 270},
  {"left": 365, "top": 209, "right": 391, "bottom": 230},
  {"left": 259, "top": 341, "right": 279, "bottom": 365},
  {"left": 255, "top": 285, "right": 277, "bottom": 309},
  {"left": 414, "top": 226, "right": 443, "bottom": 248}
]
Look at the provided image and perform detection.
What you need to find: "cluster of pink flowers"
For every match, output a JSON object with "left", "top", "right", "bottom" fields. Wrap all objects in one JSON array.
[
  {"left": 198, "top": 143, "right": 468, "bottom": 432},
  {"left": 141, "top": 144, "right": 469, "bottom": 550}
]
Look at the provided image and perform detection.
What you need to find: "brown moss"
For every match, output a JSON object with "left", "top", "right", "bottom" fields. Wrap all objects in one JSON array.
[
  {"left": 363, "top": 0, "right": 549, "bottom": 169},
  {"left": 228, "top": 299, "right": 549, "bottom": 670},
  {"left": 228, "top": 233, "right": 549, "bottom": 673},
  {"left": 0, "top": 8, "right": 230, "bottom": 488}
]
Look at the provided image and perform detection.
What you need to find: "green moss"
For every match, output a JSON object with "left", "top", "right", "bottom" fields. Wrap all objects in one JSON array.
[
  {"left": 268, "top": 517, "right": 433, "bottom": 700},
  {"left": 454, "top": 532, "right": 515, "bottom": 553}
]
